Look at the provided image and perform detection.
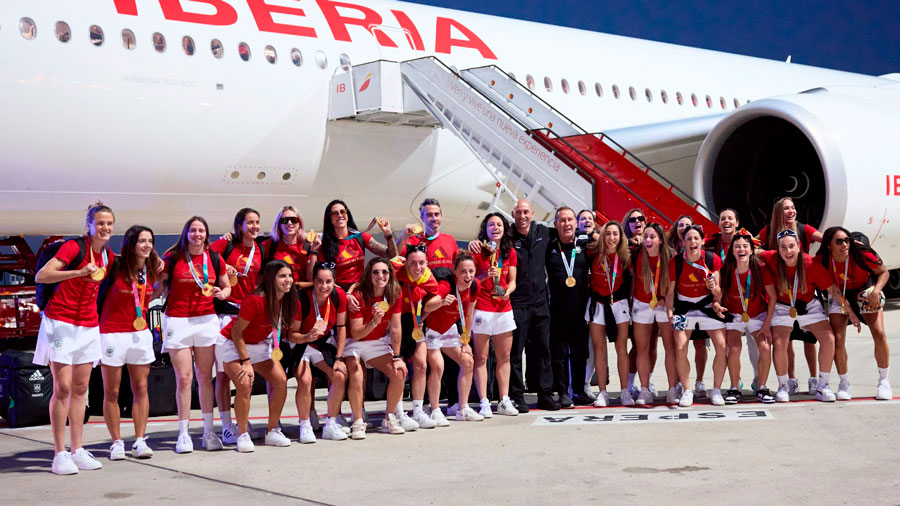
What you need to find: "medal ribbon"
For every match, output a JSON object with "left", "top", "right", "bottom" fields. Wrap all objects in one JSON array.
[
  {"left": 345, "top": 217, "right": 380, "bottom": 241},
  {"left": 238, "top": 242, "right": 256, "bottom": 278},
  {"left": 788, "top": 268, "right": 799, "bottom": 309},
  {"left": 831, "top": 258, "right": 849, "bottom": 311},
  {"left": 455, "top": 285, "right": 468, "bottom": 335},
  {"left": 735, "top": 269, "right": 751, "bottom": 314},
  {"left": 649, "top": 255, "right": 660, "bottom": 300},
  {"left": 185, "top": 252, "right": 209, "bottom": 289},
  {"left": 132, "top": 266, "right": 147, "bottom": 320},
  {"left": 88, "top": 239, "right": 109, "bottom": 269},
  {"left": 559, "top": 241, "right": 576, "bottom": 280},
  {"left": 312, "top": 289, "right": 332, "bottom": 323},
  {"left": 603, "top": 254, "right": 619, "bottom": 300},
  {"left": 272, "top": 304, "right": 283, "bottom": 350},
  {"left": 408, "top": 286, "right": 422, "bottom": 331},
  {"left": 687, "top": 257, "right": 711, "bottom": 279}
]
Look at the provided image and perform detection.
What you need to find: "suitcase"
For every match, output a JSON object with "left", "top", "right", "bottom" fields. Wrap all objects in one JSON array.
[{"left": 0, "top": 350, "right": 54, "bottom": 427}]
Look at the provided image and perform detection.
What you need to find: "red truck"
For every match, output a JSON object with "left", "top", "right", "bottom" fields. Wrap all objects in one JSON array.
[{"left": 0, "top": 237, "right": 48, "bottom": 341}]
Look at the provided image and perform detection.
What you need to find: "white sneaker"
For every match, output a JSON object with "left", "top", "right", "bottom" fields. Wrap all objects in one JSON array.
[
  {"left": 322, "top": 421, "right": 348, "bottom": 441},
  {"left": 808, "top": 377, "right": 818, "bottom": 395},
  {"left": 455, "top": 406, "right": 484, "bottom": 421},
  {"left": 201, "top": 431, "right": 223, "bottom": 451},
  {"left": 876, "top": 381, "right": 893, "bottom": 400},
  {"left": 628, "top": 384, "right": 640, "bottom": 399},
  {"left": 299, "top": 421, "right": 317, "bottom": 444},
  {"left": 71, "top": 448, "right": 102, "bottom": 470},
  {"left": 787, "top": 378, "right": 800, "bottom": 395},
  {"left": 816, "top": 386, "right": 836, "bottom": 402},
  {"left": 497, "top": 398, "right": 519, "bottom": 416},
  {"left": 648, "top": 382, "right": 658, "bottom": 397},
  {"left": 694, "top": 381, "right": 707, "bottom": 398},
  {"left": 583, "top": 385, "right": 597, "bottom": 400},
  {"left": 447, "top": 402, "right": 460, "bottom": 416},
  {"left": 52, "top": 451, "right": 79, "bottom": 475},
  {"left": 336, "top": 415, "right": 352, "bottom": 434},
  {"left": 221, "top": 422, "right": 239, "bottom": 445},
  {"left": 397, "top": 410, "right": 420, "bottom": 431},
  {"left": 109, "top": 439, "right": 125, "bottom": 461},
  {"left": 380, "top": 413, "right": 405, "bottom": 434},
  {"left": 836, "top": 380, "right": 852, "bottom": 400},
  {"left": 131, "top": 437, "right": 153, "bottom": 459},
  {"left": 411, "top": 409, "right": 437, "bottom": 429},
  {"left": 620, "top": 389, "right": 635, "bottom": 406},
  {"left": 666, "top": 387, "right": 679, "bottom": 405},
  {"left": 775, "top": 386, "right": 790, "bottom": 403},
  {"left": 265, "top": 428, "right": 291, "bottom": 447},
  {"left": 236, "top": 432, "right": 254, "bottom": 453},
  {"left": 350, "top": 418, "right": 367, "bottom": 440},
  {"left": 635, "top": 388, "right": 653, "bottom": 406},
  {"left": 429, "top": 408, "right": 450, "bottom": 427},
  {"left": 710, "top": 388, "right": 725, "bottom": 406},
  {"left": 175, "top": 432, "right": 193, "bottom": 454},
  {"left": 478, "top": 399, "right": 493, "bottom": 418},
  {"left": 678, "top": 390, "right": 694, "bottom": 407},
  {"left": 593, "top": 390, "right": 609, "bottom": 407}
]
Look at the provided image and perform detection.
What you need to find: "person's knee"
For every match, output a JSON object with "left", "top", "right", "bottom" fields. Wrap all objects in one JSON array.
[
  {"left": 53, "top": 380, "right": 71, "bottom": 399},
  {"left": 270, "top": 372, "right": 287, "bottom": 389},
  {"left": 103, "top": 383, "right": 120, "bottom": 400},
  {"left": 71, "top": 380, "right": 89, "bottom": 398},
  {"left": 132, "top": 379, "right": 148, "bottom": 398},
  {"left": 430, "top": 360, "right": 444, "bottom": 377},
  {"left": 331, "top": 368, "right": 347, "bottom": 385},
  {"left": 412, "top": 355, "right": 427, "bottom": 374},
  {"left": 461, "top": 354, "right": 474, "bottom": 372}
]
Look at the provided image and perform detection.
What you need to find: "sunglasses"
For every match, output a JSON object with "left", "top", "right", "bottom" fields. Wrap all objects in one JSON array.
[
  {"left": 406, "top": 244, "right": 428, "bottom": 254},
  {"left": 627, "top": 215, "right": 646, "bottom": 223},
  {"left": 279, "top": 216, "right": 300, "bottom": 225},
  {"left": 372, "top": 269, "right": 391, "bottom": 276},
  {"left": 315, "top": 261, "right": 336, "bottom": 270},
  {"left": 776, "top": 229, "right": 798, "bottom": 241},
  {"left": 833, "top": 237, "right": 851, "bottom": 246},
  {"left": 330, "top": 208, "right": 348, "bottom": 217}
]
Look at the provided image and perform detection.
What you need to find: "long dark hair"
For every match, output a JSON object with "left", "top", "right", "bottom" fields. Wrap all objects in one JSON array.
[
  {"left": 253, "top": 260, "right": 298, "bottom": 334},
  {"left": 321, "top": 199, "right": 360, "bottom": 263},
  {"left": 775, "top": 233, "right": 807, "bottom": 296},
  {"left": 637, "top": 223, "right": 672, "bottom": 294},
  {"left": 622, "top": 208, "right": 645, "bottom": 239},
  {"left": 476, "top": 213, "right": 513, "bottom": 261},
  {"left": 819, "top": 226, "right": 883, "bottom": 275},
  {"left": 356, "top": 257, "right": 400, "bottom": 307},
  {"left": 666, "top": 214, "right": 693, "bottom": 252},
  {"left": 231, "top": 207, "right": 260, "bottom": 246},
  {"left": 720, "top": 234, "right": 763, "bottom": 300},
  {"left": 119, "top": 225, "right": 163, "bottom": 285},
  {"left": 167, "top": 216, "right": 211, "bottom": 259},
  {"left": 766, "top": 197, "right": 799, "bottom": 251}
]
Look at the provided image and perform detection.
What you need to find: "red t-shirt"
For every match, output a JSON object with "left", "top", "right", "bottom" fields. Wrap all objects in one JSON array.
[
  {"left": 704, "top": 235, "right": 731, "bottom": 261},
  {"left": 722, "top": 268, "right": 768, "bottom": 317},
  {"left": 263, "top": 238, "right": 309, "bottom": 283},
  {"left": 425, "top": 279, "right": 480, "bottom": 334},
  {"left": 298, "top": 287, "right": 348, "bottom": 344},
  {"left": 632, "top": 254, "right": 664, "bottom": 304},
  {"left": 473, "top": 247, "right": 517, "bottom": 312},
  {"left": 818, "top": 251, "right": 881, "bottom": 292},
  {"left": 348, "top": 291, "right": 402, "bottom": 341},
  {"left": 396, "top": 266, "right": 440, "bottom": 315},
  {"left": 44, "top": 239, "right": 112, "bottom": 327},
  {"left": 760, "top": 250, "right": 832, "bottom": 304},
  {"left": 220, "top": 293, "right": 299, "bottom": 345},
  {"left": 758, "top": 225, "right": 818, "bottom": 253},
  {"left": 211, "top": 239, "right": 261, "bottom": 305},
  {"left": 164, "top": 252, "right": 220, "bottom": 318},
  {"left": 406, "top": 233, "right": 459, "bottom": 270},
  {"left": 669, "top": 253, "right": 723, "bottom": 298},
  {"left": 99, "top": 271, "right": 152, "bottom": 334},
  {"left": 590, "top": 253, "right": 628, "bottom": 297},
  {"left": 334, "top": 233, "right": 372, "bottom": 288}
]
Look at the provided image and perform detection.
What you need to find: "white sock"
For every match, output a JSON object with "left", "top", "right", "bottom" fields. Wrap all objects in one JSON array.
[
  {"left": 818, "top": 371, "right": 831, "bottom": 389},
  {"left": 201, "top": 412, "right": 214, "bottom": 434},
  {"left": 839, "top": 373, "right": 849, "bottom": 384},
  {"left": 501, "top": 395, "right": 510, "bottom": 403},
  {"left": 299, "top": 418, "right": 309, "bottom": 427},
  {"left": 394, "top": 403, "right": 405, "bottom": 416},
  {"left": 777, "top": 375, "right": 789, "bottom": 389},
  {"left": 412, "top": 400, "right": 423, "bottom": 413},
  {"left": 878, "top": 367, "right": 890, "bottom": 382},
  {"left": 219, "top": 411, "right": 231, "bottom": 427},
  {"left": 178, "top": 419, "right": 190, "bottom": 435}
]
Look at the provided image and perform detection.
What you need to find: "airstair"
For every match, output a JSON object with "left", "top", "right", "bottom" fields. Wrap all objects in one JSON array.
[{"left": 328, "top": 57, "right": 717, "bottom": 230}]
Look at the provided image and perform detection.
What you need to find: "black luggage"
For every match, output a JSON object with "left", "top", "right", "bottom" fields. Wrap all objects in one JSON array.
[{"left": 0, "top": 350, "right": 53, "bottom": 427}]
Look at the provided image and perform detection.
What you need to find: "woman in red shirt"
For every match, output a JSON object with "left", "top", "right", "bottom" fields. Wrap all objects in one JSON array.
[
  {"left": 288, "top": 262, "right": 349, "bottom": 443},
  {"left": 585, "top": 221, "right": 632, "bottom": 407},
  {"left": 159, "top": 216, "right": 231, "bottom": 454},
  {"left": 818, "top": 226, "right": 892, "bottom": 400},
  {"left": 262, "top": 205, "right": 318, "bottom": 285},
  {"left": 762, "top": 229, "right": 855, "bottom": 403},
  {"left": 217, "top": 260, "right": 294, "bottom": 452},
  {"left": 34, "top": 202, "right": 115, "bottom": 475},
  {"left": 99, "top": 225, "right": 163, "bottom": 460},
  {"left": 346, "top": 258, "right": 407, "bottom": 437},
  {"left": 471, "top": 213, "right": 519, "bottom": 418}
]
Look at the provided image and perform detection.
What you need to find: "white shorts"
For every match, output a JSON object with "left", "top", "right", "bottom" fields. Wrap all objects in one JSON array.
[
  {"left": 585, "top": 299, "right": 631, "bottom": 326},
  {"left": 472, "top": 310, "right": 516, "bottom": 336},
  {"left": 343, "top": 335, "right": 393, "bottom": 367},
  {"left": 675, "top": 295, "right": 726, "bottom": 331},
  {"left": 99, "top": 330, "right": 155, "bottom": 367},
  {"left": 725, "top": 313, "right": 766, "bottom": 335},
  {"left": 301, "top": 345, "right": 326, "bottom": 364},
  {"left": 33, "top": 317, "right": 101, "bottom": 366},
  {"left": 631, "top": 299, "right": 668, "bottom": 325},
  {"left": 215, "top": 336, "right": 273, "bottom": 371},
  {"left": 162, "top": 314, "right": 219, "bottom": 351},
  {"left": 425, "top": 326, "right": 462, "bottom": 350},
  {"left": 771, "top": 299, "right": 827, "bottom": 329}
]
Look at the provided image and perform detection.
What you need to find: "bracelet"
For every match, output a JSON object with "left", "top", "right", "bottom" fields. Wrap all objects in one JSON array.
[
  {"left": 384, "top": 234, "right": 393, "bottom": 240},
  {"left": 334, "top": 357, "right": 344, "bottom": 362},
  {"left": 333, "top": 323, "right": 346, "bottom": 328},
  {"left": 239, "top": 357, "right": 250, "bottom": 364},
  {"left": 392, "top": 355, "right": 403, "bottom": 361}
]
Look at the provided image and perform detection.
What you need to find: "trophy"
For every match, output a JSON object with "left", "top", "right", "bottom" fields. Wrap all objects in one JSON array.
[{"left": 488, "top": 241, "right": 505, "bottom": 298}]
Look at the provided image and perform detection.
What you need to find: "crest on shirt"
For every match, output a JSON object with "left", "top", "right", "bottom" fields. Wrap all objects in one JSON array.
[
  {"left": 105, "top": 345, "right": 115, "bottom": 357},
  {"left": 52, "top": 340, "right": 62, "bottom": 351}
]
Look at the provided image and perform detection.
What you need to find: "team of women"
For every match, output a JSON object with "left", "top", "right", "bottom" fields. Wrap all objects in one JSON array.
[{"left": 33, "top": 197, "right": 892, "bottom": 475}]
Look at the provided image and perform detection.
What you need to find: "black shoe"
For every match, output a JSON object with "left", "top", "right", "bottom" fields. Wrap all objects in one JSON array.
[
  {"left": 537, "top": 395, "right": 561, "bottom": 411},
  {"left": 572, "top": 393, "right": 593, "bottom": 406},
  {"left": 558, "top": 393, "right": 574, "bottom": 408},
  {"left": 512, "top": 396, "right": 530, "bottom": 413},
  {"left": 756, "top": 387, "right": 775, "bottom": 404},
  {"left": 724, "top": 388, "right": 741, "bottom": 405}
]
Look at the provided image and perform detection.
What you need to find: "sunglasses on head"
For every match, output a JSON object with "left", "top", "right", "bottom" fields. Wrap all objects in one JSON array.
[
  {"left": 833, "top": 237, "right": 851, "bottom": 246},
  {"left": 279, "top": 216, "right": 300, "bottom": 225},
  {"left": 776, "top": 229, "right": 798, "bottom": 241},
  {"left": 406, "top": 243, "right": 428, "bottom": 254},
  {"left": 330, "top": 208, "right": 348, "bottom": 217},
  {"left": 315, "top": 261, "right": 336, "bottom": 270},
  {"left": 681, "top": 224, "right": 703, "bottom": 238},
  {"left": 628, "top": 215, "right": 646, "bottom": 223}
]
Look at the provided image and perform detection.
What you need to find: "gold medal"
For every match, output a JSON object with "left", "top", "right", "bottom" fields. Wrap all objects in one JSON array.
[
  {"left": 741, "top": 312, "right": 750, "bottom": 323},
  {"left": 460, "top": 330, "right": 471, "bottom": 345},
  {"left": 375, "top": 301, "right": 390, "bottom": 313},
  {"left": 133, "top": 317, "right": 147, "bottom": 331},
  {"left": 228, "top": 274, "right": 239, "bottom": 287},
  {"left": 306, "top": 230, "right": 317, "bottom": 243},
  {"left": 789, "top": 307, "right": 798, "bottom": 319},
  {"left": 412, "top": 224, "right": 423, "bottom": 235},
  {"left": 91, "top": 267, "right": 106, "bottom": 281},
  {"left": 649, "top": 297, "right": 658, "bottom": 309},
  {"left": 377, "top": 218, "right": 386, "bottom": 227},
  {"left": 270, "top": 348, "right": 283, "bottom": 361},
  {"left": 202, "top": 283, "right": 214, "bottom": 297},
  {"left": 412, "top": 328, "right": 424, "bottom": 342},
  {"left": 565, "top": 276, "right": 576, "bottom": 287}
]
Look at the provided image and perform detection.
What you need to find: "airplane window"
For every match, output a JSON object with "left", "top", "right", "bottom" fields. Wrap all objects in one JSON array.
[
  {"left": 19, "top": 18, "right": 36, "bottom": 40},
  {"left": 238, "top": 42, "right": 251, "bottom": 62},
  {"left": 543, "top": 77, "right": 552, "bottom": 92},
  {"left": 526, "top": 75, "right": 535, "bottom": 91},
  {"left": 561, "top": 79, "right": 569, "bottom": 94},
  {"left": 595, "top": 83, "right": 603, "bottom": 97},
  {"left": 645, "top": 88, "right": 652, "bottom": 102},
  {"left": 676, "top": 91, "right": 683, "bottom": 105},
  {"left": 661, "top": 90, "right": 668, "bottom": 104},
  {"left": 612, "top": 85, "right": 620, "bottom": 99},
  {"left": 266, "top": 45, "right": 278, "bottom": 64},
  {"left": 56, "top": 22, "right": 71, "bottom": 43},
  {"left": 290, "top": 48, "right": 302, "bottom": 66},
  {"left": 315, "top": 50, "right": 327, "bottom": 69},
  {"left": 691, "top": 93, "right": 698, "bottom": 106},
  {"left": 182, "top": 36, "right": 195, "bottom": 56},
  {"left": 89, "top": 25, "right": 103, "bottom": 47},
  {"left": 339, "top": 53, "right": 350, "bottom": 69},
  {"left": 734, "top": 98, "right": 740, "bottom": 108},
  {"left": 121, "top": 29, "right": 135, "bottom": 50},
  {"left": 705, "top": 95, "right": 712, "bottom": 108},
  {"left": 628, "top": 86, "right": 636, "bottom": 100},
  {"left": 720, "top": 96, "right": 726, "bottom": 109},
  {"left": 577, "top": 81, "right": 586, "bottom": 96},
  {"left": 211, "top": 39, "right": 223, "bottom": 59},
  {"left": 152, "top": 32, "right": 165, "bottom": 53}
]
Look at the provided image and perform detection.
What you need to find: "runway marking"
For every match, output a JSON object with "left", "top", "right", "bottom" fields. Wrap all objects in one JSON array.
[{"left": 533, "top": 409, "right": 773, "bottom": 426}]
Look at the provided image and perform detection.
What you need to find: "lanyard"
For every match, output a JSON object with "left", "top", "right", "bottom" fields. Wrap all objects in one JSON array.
[
  {"left": 345, "top": 217, "right": 379, "bottom": 241},
  {"left": 788, "top": 268, "right": 799, "bottom": 308},
  {"left": 603, "top": 254, "right": 618, "bottom": 302},
  {"left": 238, "top": 242, "right": 256, "bottom": 277},
  {"left": 311, "top": 289, "right": 332, "bottom": 323},
  {"left": 649, "top": 255, "right": 660, "bottom": 300},
  {"left": 424, "top": 231, "right": 440, "bottom": 241},
  {"left": 735, "top": 268, "right": 751, "bottom": 313},
  {"left": 185, "top": 252, "right": 209, "bottom": 288},
  {"left": 132, "top": 266, "right": 147, "bottom": 319},
  {"left": 558, "top": 241, "right": 576, "bottom": 279},
  {"left": 686, "top": 256, "right": 711, "bottom": 280},
  {"left": 455, "top": 285, "right": 468, "bottom": 334},
  {"left": 272, "top": 305, "right": 283, "bottom": 345},
  {"left": 88, "top": 240, "right": 108, "bottom": 269},
  {"left": 831, "top": 257, "right": 849, "bottom": 312},
  {"left": 408, "top": 285, "right": 422, "bottom": 330}
]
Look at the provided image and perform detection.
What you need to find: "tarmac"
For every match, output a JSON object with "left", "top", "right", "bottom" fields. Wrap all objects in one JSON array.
[{"left": 3, "top": 304, "right": 900, "bottom": 505}]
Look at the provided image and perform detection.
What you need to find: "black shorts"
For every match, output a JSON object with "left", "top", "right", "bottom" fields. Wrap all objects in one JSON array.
[
  {"left": 789, "top": 323, "right": 817, "bottom": 344},
  {"left": 400, "top": 313, "right": 418, "bottom": 360},
  {"left": 281, "top": 339, "right": 337, "bottom": 378},
  {"left": 690, "top": 329, "right": 709, "bottom": 341}
]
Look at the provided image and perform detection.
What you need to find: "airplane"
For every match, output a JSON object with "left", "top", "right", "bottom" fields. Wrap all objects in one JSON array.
[{"left": 1, "top": 0, "right": 898, "bottom": 281}]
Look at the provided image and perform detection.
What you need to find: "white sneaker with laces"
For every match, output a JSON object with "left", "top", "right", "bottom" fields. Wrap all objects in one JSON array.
[
  {"left": 429, "top": 408, "right": 450, "bottom": 427},
  {"left": 455, "top": 406, "right": 484, "bottom": 421},
  {"left": 380, "top": 413, "right": 405, "bottom": 435},
  {"left": 877, "top": 381, "right": 893, "bottom": 400},
  {"left": 397, "top": 410, "right": 420, "bottom": 431},
  {"left": 620, "top": 389, "right": 635, "bottom": 406},
  {"left": 816, "top": 385, "right": 836, "bottom": 402},
  {"left": 808, "top": 377, "right": 818, "bottom": 395},
  {"left": 678, "top": 390, "right": 694, "bottom": 407},
  {"left": 350, "top": 418, "right": 367, "bottom": 440},
  {"left": 265, "top": 428, "right": 291, "bottom": 447},
  {"left": 787, "top": 378, "right": 800, "bottom": 395},
  {"left": 447, "top": 403, "right": 460, "bottom": 416},
  {"left": 593, "top": 390, "right": 609, "bottom": 407},
  {"left": 202, "top": 431, "right": 223, "bottom": 451},
  {"left": 775, "top": 386, "right": 790, "bottom": 403},
  {"left": 175, "top": 432, "right": 193, "bottom": 454},
  {"left": 236, "top": 432, "right": 254, "bottom": 453},
  {"left": 52, "top": 451, "right": 79, "bottom": 475},
  {"left": 322, "top": 421, "right": 348, "bottom": 441},
  {"left": 131, "top": 437, "right": 153, "bottom": 459},
  {"left": 710, "top": 388, "right": 725, "bottom": 406},
  {"left": 221, "top": 422, "right": 239, "bottom": 445},
  {"left": 694, "top": 381, "right": 707, "bottom": 398},
  {"left": 71, "top": 448, "right": 102, "bottom": 470},
  {"left": 836, "top": 380, "right": 852, "bottom": 400},
  {"left": 109, "top": 439, "right": 125, "bottom": 461},
  {"left": 635, "top": 388, "right": 653, "bottom": 406},
  {"left": 478, "top": 399, "right": 493, "bottom": 418},
  {"left": 497, "top": 398, "right": 519, "bottom": 416},
  {"left": 299, "top": 421, "right": 317, "bottom": 444},
  {"left": 411, "top": 409, "right": 437, "bottom": 429}
]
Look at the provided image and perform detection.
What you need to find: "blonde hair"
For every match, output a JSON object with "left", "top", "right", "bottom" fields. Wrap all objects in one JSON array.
[{"left": 270, "top": 205, "right": 304, "bottom": 242}]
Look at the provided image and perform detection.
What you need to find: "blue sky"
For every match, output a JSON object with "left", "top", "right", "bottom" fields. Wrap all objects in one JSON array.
[{"left": 408, "top": 1, "right": 900, "bottom": 76}]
